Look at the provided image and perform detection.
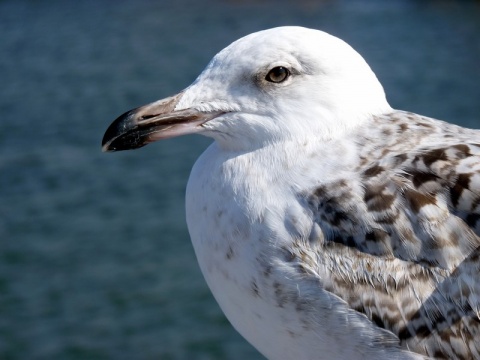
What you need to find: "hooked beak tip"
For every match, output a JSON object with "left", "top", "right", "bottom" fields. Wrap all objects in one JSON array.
[
  {"left": 101, "top": 108, "right": 142, "bottom": 152},
  {"left": 101, "top": 92, "right": 227, "bottom": 152}
]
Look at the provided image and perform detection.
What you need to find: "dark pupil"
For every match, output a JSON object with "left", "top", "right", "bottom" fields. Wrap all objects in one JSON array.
[{"left": 267, "top": 67, "right": 288, "bottom": 83}]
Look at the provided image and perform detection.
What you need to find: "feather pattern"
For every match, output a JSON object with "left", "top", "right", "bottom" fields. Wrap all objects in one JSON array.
[{"left": 298, "top": 111, "right": 480, "bottom": 358}]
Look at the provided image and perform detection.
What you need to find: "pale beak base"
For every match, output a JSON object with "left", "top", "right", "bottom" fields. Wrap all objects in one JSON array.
[{"left": 102, "top": 92, "right": 225, "bottom": 152}]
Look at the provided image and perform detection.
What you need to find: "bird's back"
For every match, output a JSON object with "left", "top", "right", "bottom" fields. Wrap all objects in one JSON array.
[{"left": 300, "top": 110, "right": 480, "bottom": 358}]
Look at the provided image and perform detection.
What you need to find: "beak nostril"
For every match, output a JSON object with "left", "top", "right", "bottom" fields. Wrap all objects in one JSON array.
[{"left": 139, "top": 114, "right": 158, "bottom": 121}]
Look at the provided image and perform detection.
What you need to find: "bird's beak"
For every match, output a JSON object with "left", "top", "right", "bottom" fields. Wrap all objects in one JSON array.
[{"left": 102, "top": 91, "right": 224, "bottom": 152}]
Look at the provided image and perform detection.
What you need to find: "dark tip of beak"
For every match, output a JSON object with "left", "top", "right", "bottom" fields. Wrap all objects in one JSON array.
[
  {"left": 102, "top": 108, "right": 145, "bottom": 152},
  {"left": 102, "top": 92, "right": 188, "bottom": 152},
  {"left": 102, "top": 92, "right": 228, "bottom": 152}
]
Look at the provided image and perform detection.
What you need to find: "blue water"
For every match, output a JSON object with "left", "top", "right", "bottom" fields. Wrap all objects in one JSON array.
[{"left": 1, "top": 0, "right": 479, "bottom": 359}]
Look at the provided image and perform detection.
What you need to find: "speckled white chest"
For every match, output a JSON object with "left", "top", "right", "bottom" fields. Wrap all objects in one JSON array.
[
  {"left": 186, "top": 144, "right": 291, "bottom": 357},
  {"left": 184, "top": 141, "right": 423, "bottom": 360}
]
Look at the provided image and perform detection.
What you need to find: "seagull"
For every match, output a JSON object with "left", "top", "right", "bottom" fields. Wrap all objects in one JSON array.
[{"left": 102, "top": 26, "right": 480, "bottom": 359}]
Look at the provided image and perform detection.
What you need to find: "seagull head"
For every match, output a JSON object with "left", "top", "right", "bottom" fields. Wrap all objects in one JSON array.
[{"left": 102, "top": 26, "right": 391, "bottom": 152}]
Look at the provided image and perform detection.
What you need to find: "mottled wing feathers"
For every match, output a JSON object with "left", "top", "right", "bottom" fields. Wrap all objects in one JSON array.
[
  {"left": 303, "top": 111, "right": 480, "bottom": 358},
  {"left": 309, "top": 112, "right": 480, "bottom": 268}
]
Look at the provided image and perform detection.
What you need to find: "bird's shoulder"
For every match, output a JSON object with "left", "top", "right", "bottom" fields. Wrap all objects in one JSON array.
[
  {"left": 305, "top": 110, "right": 480, "bottom": 269},
  {"left": 285, "top": 111, "right": 480, "bottom": 357}
]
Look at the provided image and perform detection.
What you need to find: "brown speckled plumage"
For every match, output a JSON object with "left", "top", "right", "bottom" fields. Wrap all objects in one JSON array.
[{"left": 297, "top": 111, "right": 480, "bottom": 358}]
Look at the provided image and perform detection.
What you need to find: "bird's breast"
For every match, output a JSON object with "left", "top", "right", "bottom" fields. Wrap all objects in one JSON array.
[{"left": 184, "top": 145, "right": 322, "bottom": 357}]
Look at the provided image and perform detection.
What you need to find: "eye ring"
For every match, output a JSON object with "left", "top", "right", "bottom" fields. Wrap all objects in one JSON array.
[{"left": 265, "top": 66, "right": 290, "bottom": 83}]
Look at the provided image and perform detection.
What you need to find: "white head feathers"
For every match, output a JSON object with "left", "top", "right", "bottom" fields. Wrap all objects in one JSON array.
[{"left": 176, "top": 26, "right": 392, "bottom": 150}]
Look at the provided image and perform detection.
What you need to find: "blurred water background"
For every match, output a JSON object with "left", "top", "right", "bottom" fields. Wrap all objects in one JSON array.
[{"left": 1, "top": 0, "right": 479, "bottom": 359}]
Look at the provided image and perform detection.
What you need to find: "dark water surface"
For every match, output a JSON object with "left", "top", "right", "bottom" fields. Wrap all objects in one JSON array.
[{"left": 1, "top": 0, "right": 479, "bottom": 359}]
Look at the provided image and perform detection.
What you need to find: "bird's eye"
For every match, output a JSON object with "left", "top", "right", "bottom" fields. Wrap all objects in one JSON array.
[{"left": 265, "top": 66, "right": 290, "bottom": 83}]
